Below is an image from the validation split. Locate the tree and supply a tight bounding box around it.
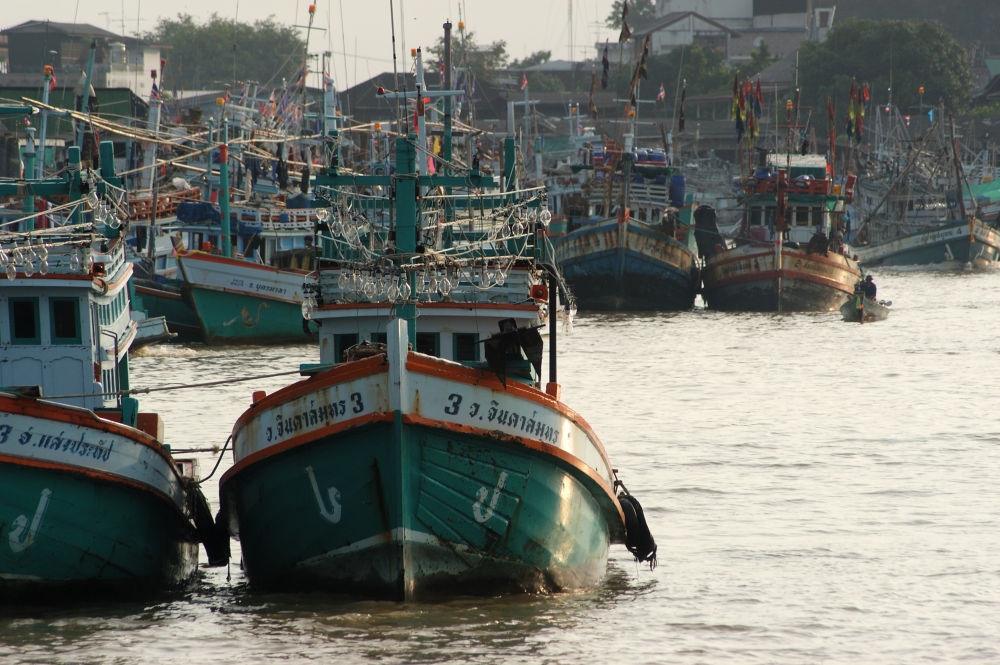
[143,14,306,91]
[605,0,657,32]
[510,51,552,70]
[427,30,509,85]
[643,45,733,98]
[798,18,973,115]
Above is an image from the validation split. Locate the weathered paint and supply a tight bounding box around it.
[131,278,203,340]
[220,325,624,600]
[702,244,861,311]
[0,398,198,596]
[553,218,698,310]
[853,219,1000,268]
[178,251,313,344]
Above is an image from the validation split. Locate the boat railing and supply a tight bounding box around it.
[128,187,201,222]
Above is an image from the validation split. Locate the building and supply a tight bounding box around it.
[0,20,166,99]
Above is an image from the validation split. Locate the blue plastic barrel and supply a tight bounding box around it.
[669,174,686,207]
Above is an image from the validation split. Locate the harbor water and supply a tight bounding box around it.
[2,268,999,664]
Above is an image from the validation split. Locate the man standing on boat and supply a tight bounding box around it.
[862,275,877,300]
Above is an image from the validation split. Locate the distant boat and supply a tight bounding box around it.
[217,51,656,598]
[551,140,699,310]
[840,279,890,323]
[840,293,890,323]
[851,118,1000,269]
[0,133,226,599]
[698,149,861,311]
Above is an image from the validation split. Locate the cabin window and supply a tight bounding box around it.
[416,332,439,357]
[50,298,82,344]
[454,333,479,362]
[749,208,763,226]
[9,298,41,344]
[795,207,811,226]
[370,332,387,344]
[334,333,359,362]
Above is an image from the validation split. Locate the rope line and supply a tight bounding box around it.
[41,368,305,401]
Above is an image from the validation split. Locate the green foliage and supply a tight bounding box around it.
[605,0,657,31]
[747,42,778,77]
[637,45,733,98]
[510,51,552,69]
[798,18,973,115]
[426,30,509,84]
[143,14,306,91]
[835,0,1000,47]
[967,101,1000,117]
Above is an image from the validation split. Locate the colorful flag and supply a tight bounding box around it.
[677,81,686,132]
[637,35,650,80]
[520,72,527,91]
[730,72,739,121]
[45,65,56,91]
[151,82,161,99]
[656,83,665,101]
[618,1,632,43]
[589,75,599,119]
[601,42,610,89]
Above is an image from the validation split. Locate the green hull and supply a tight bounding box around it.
[0,462,198,599]
[132,277,203,340]
[222,420,614,599]
[187,287,314,345]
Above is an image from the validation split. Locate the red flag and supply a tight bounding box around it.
[520,72,527,91]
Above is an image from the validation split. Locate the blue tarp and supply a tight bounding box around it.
[176,201,221,223]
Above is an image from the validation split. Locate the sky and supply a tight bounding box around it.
[3,0,622,89]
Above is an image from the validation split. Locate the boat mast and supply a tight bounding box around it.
[776,99,794,312]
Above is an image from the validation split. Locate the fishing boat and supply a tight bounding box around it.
[550,141,699,311]
[840,293,890,323]
[217,34,655,599]
[850,117,1000,268]
[697,147,861,311]
[0,131,226,599]
[173,193,321,344]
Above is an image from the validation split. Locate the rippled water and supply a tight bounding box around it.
[3,268,999,664]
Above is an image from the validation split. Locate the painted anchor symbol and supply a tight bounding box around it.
[9,488,52,553]
[305,466,341,523]
[473,471,508,523]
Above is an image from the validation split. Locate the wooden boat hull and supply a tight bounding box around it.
[853,218,1000,268]
[0,395,199,598]
[552,218,698,310]
[131,277,203,341]
[220,322,625,600]
[177,251,313,344]
[840,295,890,323]
[701,243,861,311]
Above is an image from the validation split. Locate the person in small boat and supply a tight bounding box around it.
[862,274,877,300]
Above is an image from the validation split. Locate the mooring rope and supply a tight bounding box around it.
[39,368,305,401]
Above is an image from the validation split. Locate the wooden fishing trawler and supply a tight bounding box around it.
[217,34,655,600]
[0,131,226,599]
[551,140,699,310]
[697,149,861,311]
[851,119,1000,269]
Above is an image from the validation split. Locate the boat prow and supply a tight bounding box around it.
[219,319,633,599]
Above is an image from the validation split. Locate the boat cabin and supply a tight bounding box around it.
[743,153,845,246]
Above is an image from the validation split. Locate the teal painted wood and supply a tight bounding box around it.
[131,277,203,340]
[0,461,198,596]
[222,418,615,599]
[187,285,314,344]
